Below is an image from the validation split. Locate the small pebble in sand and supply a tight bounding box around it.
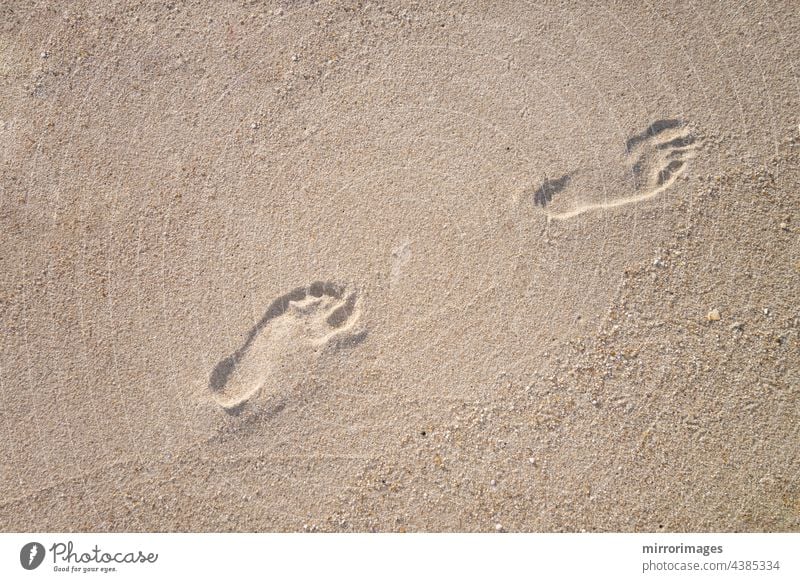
[707,308,721,322]
[40,51,48,58]
[495,523,503,532]
[490,479,497,486]
[780,222,789,231]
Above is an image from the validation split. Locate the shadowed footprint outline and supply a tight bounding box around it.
[209,281,365,412]
[532,119,701,220]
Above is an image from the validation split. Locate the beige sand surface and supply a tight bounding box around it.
[1,1,798,531]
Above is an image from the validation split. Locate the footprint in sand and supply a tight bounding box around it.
[532,119,701,220]
[209,281,365,411]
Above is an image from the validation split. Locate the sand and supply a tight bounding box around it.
[0,0,798,532]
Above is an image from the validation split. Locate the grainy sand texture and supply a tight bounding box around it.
[1,1,798,532]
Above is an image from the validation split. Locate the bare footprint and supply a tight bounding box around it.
[532,119,701,220]
[209,281,365,412]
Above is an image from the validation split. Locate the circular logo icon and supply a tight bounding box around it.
[20,542,45,570]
